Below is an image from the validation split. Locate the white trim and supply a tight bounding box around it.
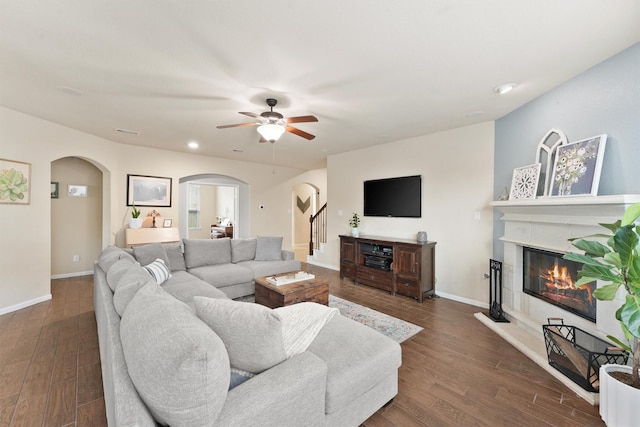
[437,291,488,309]
[305,259,338,271]
[51,271,93,280]
[0,294,52,315]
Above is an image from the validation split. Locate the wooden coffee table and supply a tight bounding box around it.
[254,271,329,309]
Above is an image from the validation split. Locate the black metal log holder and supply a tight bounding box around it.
[484,259,509,322]
[543,318,628,392]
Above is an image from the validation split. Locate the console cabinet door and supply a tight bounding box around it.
[394,244,421,279]
[340,236,357,279]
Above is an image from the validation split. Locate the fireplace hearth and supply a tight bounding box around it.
[523,246,596,322]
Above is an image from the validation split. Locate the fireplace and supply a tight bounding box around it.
[523,246,596,322]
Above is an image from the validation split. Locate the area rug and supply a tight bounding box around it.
[328,295,422,343]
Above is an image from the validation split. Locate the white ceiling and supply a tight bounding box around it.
[1,1,638,170]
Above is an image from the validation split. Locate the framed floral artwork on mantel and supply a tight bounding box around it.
[0,158,30,205]
[549,134,607,197]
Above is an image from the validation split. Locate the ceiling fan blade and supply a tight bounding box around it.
[286,115,318,124]
[239,112,260,119]
[286,126,316,140]
[216,122,258,129]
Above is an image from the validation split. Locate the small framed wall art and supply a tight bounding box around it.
[549,134,607,197]
[51,182,59,199]
[0,158,30,205]
[163,219,172,228]
[68,184,88,197]
[509,163,541,200]
[127,174,172,207]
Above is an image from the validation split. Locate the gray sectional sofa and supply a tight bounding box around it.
[94,238,402,426]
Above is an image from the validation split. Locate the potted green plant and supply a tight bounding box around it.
[349,213,360,237]
[129,204,143,229]
[564,202,640,424]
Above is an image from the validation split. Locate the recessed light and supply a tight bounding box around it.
[188,141,199,149]
[493,83,518,95]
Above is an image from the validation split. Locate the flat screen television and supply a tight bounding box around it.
[363,175,421,218]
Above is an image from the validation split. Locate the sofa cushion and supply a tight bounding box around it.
[254,236,283,261]
[183,238,232,269]
[113,264,156,316]
[236,259,302,279]
[98,245,136,272]
[162,271,229,304]
[188,263,254,288]
[193,297,287,374]
[106,258,135,292]
[120,283,230,426]
[143,258,171,285]
[306,315,402,413]
[163,241,186,271]
[231,238,257,263]
[132,243,170,267]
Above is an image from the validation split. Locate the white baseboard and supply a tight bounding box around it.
[305,259,339,271]
[51,271,93,280]
[0,294,52,316]
[436,291,488,309]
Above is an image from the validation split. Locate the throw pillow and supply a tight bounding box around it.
[183,238,232,269]
[230,238,257,263]
[98,245,136,272]
[113,264,156,316]
[120,283,230,426]
[143,258,171,285]
[106,258,135,292]
[254,236,283,261]
[162,241,186,271]
[193,297,287,374]
[275,302,339,357]
[132,242,170,267]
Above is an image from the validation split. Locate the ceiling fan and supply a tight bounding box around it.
[217,98,318,143]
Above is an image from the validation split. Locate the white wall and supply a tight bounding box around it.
[320,122,495,306]
[0,105,323,313]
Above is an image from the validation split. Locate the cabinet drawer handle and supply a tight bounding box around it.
[403,283,409,287]
[370,275,375,280]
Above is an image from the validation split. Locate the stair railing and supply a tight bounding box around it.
[309,203,327,256]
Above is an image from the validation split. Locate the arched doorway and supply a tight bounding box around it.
[51,156,108,278]
[179,174,249,239]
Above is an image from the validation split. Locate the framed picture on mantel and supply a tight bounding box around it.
[549,134,607,197]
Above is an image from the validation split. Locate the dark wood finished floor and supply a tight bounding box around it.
[0,265,604,426]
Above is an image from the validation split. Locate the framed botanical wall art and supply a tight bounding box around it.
[127,174,172,207]
[509,163,541,200]
[0,158,30,205]
[550,134,607,197]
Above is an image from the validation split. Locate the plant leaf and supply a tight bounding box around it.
[613,225,638,268]
[563,252,608,267]
[599,220,621,233]
[620,295,640,338]
[607,335,632,353]
[570,239,611,257]
[621,203,640,227]
[593,283,622,300]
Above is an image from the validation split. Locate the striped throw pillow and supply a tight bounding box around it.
[143,258,171,285]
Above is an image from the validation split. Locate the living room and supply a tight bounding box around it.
[1,2,639,426]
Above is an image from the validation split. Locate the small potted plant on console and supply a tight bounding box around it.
[129,204,143,229]
[564,202,640,425]
[349,213,360,237]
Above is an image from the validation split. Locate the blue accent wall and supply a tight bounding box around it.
[493,42,640,260]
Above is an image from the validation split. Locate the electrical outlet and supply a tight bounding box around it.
[72,255,80,262]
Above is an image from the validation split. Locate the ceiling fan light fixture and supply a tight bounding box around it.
[257,123,286,142]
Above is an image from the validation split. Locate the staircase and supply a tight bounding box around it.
[308,203,327,259]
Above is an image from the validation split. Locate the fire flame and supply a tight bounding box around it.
[540,261,594,305]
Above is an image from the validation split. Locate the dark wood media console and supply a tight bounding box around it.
[339,234,436,303]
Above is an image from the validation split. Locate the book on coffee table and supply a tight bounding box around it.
[266,271,315,286]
